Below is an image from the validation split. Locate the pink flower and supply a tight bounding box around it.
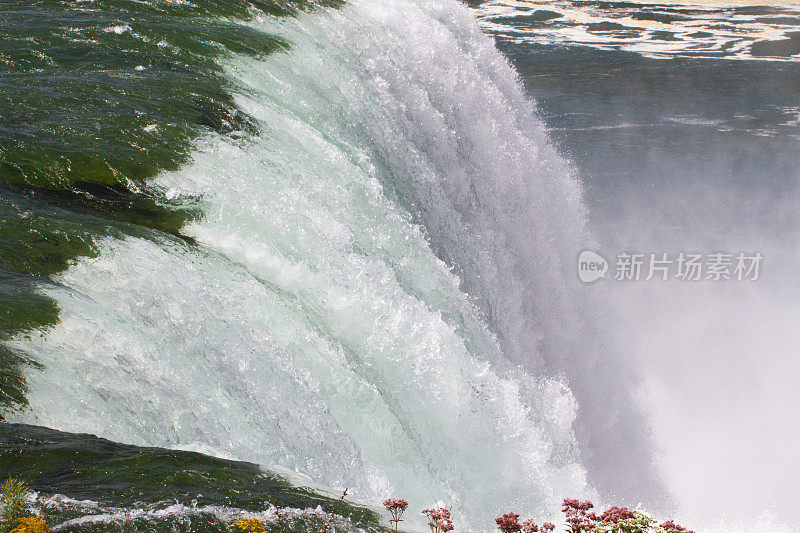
[541,523,555,532]
[599,506,635,523]
[562,499,594,513]
[562,498,597,533]
[521,519,539,533]
[383,499,409,512]
[422,507,451,522]
[661,520,693,532]
[423,505,454,533]
[495,513,522,533]
[384,498,409,532]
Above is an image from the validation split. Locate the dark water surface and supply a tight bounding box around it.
[497,38,800,251]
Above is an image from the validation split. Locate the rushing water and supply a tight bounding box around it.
[478,1,800,530]
[2,0,603,528]
[1,423,383,533]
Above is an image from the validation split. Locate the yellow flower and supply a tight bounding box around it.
[10,516,50,533]
[233,518,266,533]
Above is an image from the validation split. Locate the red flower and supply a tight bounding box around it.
[383,499,409,512]
[661,520,694,532]
[495,513,522,533]
[562,498,596,533]
[423,506,454,533]
[439,518,455,532]
[384,498,409,532]
[562,499,594,513]
[600,506,636,523]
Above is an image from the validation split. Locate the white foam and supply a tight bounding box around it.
[6,1,603,526]
[30,492,359,533]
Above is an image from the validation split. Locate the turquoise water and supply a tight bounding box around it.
[1,0,598,529]
[0,0,311,413]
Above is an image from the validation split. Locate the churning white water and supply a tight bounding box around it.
[5,0,665,528]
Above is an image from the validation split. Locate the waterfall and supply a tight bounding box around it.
[5,0,662,526]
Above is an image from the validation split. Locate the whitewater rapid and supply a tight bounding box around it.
[5,0,658,527]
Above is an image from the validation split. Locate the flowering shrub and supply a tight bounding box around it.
[593,511,655,533]
[496,512,522,533]
[386,496,691,533]
[599,508,636,523]
[563,499,594,513]
[234,518,266,533]
[660,520,693,533]
[9,517,49,533]
[422,505,454,533]
[383,498,408,532]
[497,511,557,533]
[562,499,597,532]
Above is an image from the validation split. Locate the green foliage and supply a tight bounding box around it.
[592,511,657,533]
[0,0,340,416]
[0,424,382,532]
[0,477,29,533]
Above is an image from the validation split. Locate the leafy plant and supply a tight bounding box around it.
[593,511,655,533]
[0,477,29,533]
